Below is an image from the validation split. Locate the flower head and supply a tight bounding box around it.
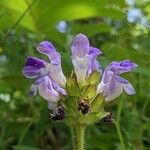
[71,33,102,83]
[22,41,67,110]
[22,33,137,126]
[97,60,137,101]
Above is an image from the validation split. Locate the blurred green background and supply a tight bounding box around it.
[0,0,150,150]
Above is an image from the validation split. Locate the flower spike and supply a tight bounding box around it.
[22,34,137,149]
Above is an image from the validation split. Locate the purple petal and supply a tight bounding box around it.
[97,70,114,94]
[52,81,67,95]
[108,60,137,74]
[25,56,46,69]
[37,41,56,54]
[123,82,136,95]
[37,41,61,65]
[97,60,137,101]
[103,78,123,101]
[71,33,90,58]
[38,76,59,102]
[120,60,137,68]
[87,59,101,75]
[22,57,47,78]
[97,69,123,101]
[89,47,102,59]
[22,66,41,78]
[34,76,45,84]
[102,70,114,84]
[115,76,129,84]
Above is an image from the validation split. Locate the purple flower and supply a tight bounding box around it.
[22,34,137,111]
[22,41,67,110]
[71,33,102,83]
[97,60,137,101]
[37,41,66,87]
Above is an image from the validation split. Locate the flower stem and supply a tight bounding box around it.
[75,124,85,150]
[114,120,126,150]
[71,127,76,150]
[114,98,126,150]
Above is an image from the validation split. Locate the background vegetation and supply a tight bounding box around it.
[0,0,150,149]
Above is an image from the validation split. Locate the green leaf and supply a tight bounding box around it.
[86,71,101,85]
[90,94,104,112]
[82,85,97,100]
[63,115,76,127]
[85,111,109,125]
[63,96,78,116]
[66,73,79,96]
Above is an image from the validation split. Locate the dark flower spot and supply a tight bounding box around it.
[78,100,90,115]
[103,112,113,123]
[51,106,65,121]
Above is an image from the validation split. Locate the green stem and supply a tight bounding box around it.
[114,121,125,150]
[114,98,126,150]
[75,125,85,150]
[71,127,76,150]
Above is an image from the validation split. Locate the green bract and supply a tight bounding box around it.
[60,71,109,127]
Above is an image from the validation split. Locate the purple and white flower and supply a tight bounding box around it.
[37,41,66,87]
[71,33,102,83]
[22,41,67,110]
[22,33,137,111]
[97,60,137,101]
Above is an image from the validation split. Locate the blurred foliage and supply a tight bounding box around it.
[0,0,150,150]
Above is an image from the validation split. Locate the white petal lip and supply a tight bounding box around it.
[97,81,105,93]
[72,55,89,83]
[49,63,66,87]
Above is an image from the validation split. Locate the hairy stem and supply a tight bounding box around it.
[71,127,77,150]
[75,125,85,150]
